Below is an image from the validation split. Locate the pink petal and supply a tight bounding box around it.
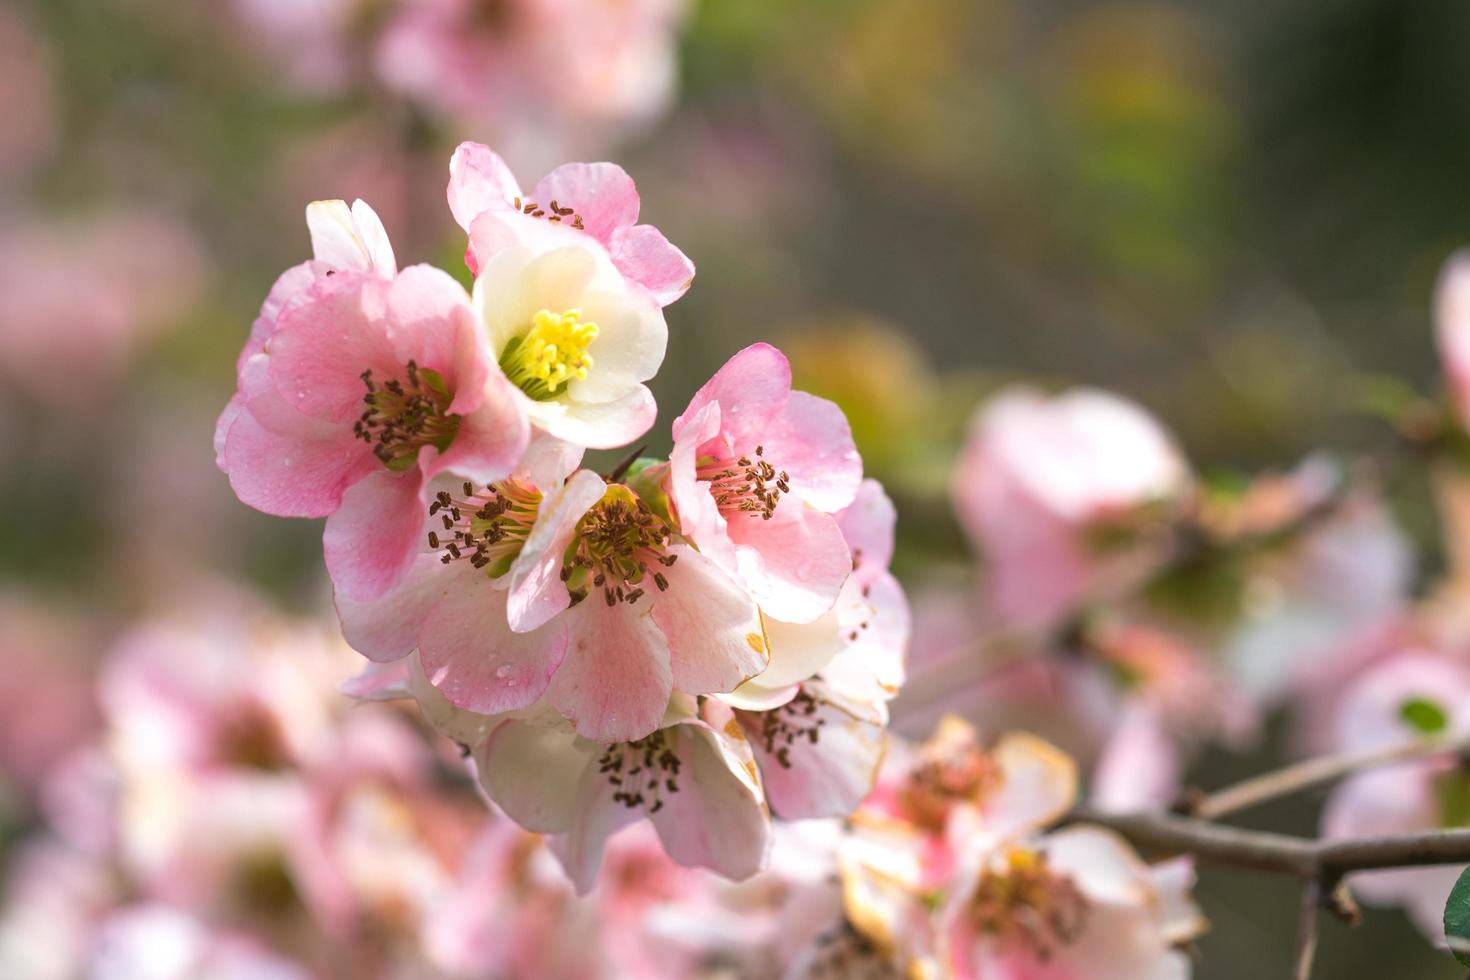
[836,479,896,588]
[323,468,428,602]
[546,601,672,742]
[654,545,768,695]
[422,370,529,486]
[728,503,852,624]
[338,660,411,701]
[763,390,863,513]
[667,400,737,569]
[744,684,885,819]
[269,266,476,424]
[418,576,566,715]
[475,720,587,834]
[548,760,642,895]
[982,733,1079,840]
[219,358,376,518]
[610,223,695,306]
[506,470,607,633]
[334,553,455,663]
[672,342,790,447]
[649,717,770,880]
[240,260,319,370]
[531,162,640,245]
[447,142,522,233]
[267,272,398,422]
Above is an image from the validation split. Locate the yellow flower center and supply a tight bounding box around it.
[500,307,599,400]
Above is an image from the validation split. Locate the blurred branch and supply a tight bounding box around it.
[1072,805,1470,890]
[1182,731,1470,820]
[1293,881,1321,980]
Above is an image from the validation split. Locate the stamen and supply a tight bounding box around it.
[498,309,599,400]
[968,849,1089,959]
[900,738,1004,834]
[598,729,682,813]
[353,361,460,471]
[756,688,825,768]
[562,486,677,608]
[425,478,543,575]
[695,443,790,521]
[514,197,585,231]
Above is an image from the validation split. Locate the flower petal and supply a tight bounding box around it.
[671,342,790,447]
[837,479,896,588]
[323,468,428,602]
[764,390,863,513]
[447,142,522,234]
[522,384,657,449]
[531,162,640,244]
[728,503,851,624]
[306,198,395,277]
[650,715,770,880]
[745,684,885,820]
[548,759,642,895]
[546,601,672,742]
[334,552,456,662]
[419,576,567,715]
[653,545,768,695]
[475,719,588,834]
[506,470,607,633]
[610,223,694,306]
[422,369,529,487]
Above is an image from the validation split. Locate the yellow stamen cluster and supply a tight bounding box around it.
[500,308,599,400]
[969,848,1088,960]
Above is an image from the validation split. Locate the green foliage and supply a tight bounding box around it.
[1442,865,1470,967]
[1401,697,1451,736]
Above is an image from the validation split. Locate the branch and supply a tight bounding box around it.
[1184,732,1470,820]
[1293,882,1321,980]
[1072,806,1470,884]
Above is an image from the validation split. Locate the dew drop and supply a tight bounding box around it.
[494,665,510,679]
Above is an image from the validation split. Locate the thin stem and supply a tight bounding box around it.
[1293,882,1321,980]
[1071,807,1470,880]
[1188,732,1470,820]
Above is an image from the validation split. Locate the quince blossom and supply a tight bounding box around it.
[337,467,767,742]
[953,387,1191,630]
[217,243,528,600]
[668,342,863,624]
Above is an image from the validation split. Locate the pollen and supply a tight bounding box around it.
[499,308,599,400]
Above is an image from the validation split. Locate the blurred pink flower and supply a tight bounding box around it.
[0,212,209,409]
[379,1,686,167]
[88,905,313,980]
[0,595,101,797]
[0,7,56,179]
[1321,649,1470,939]
[953,387,1191,631]
[229,0,368,96]
[1436,249,1470,429]
[668,342,862,625]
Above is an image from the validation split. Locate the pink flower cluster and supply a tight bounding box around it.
[216,143,908,887]
[0,600,870,979]
[816,718,1205,978]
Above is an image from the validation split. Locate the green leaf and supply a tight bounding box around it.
[1401,697,1450,736]
[1443,865,1470,966]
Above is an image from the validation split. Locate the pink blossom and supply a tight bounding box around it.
[217,257,528,601]
[338,470,768,743]
[478,697,771,892]
[953,387,1191,630]
[1320,650,1470,939]
[942,828,1203,980]
[230,0,366,96]
[89,905,312,980]
[0,212,209,409]
[381,3,686,169]
[448,140,694,306]
[668,342,863,624]
[1437,250,1470,429]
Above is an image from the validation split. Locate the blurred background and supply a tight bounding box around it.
[4,0,1470,975]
